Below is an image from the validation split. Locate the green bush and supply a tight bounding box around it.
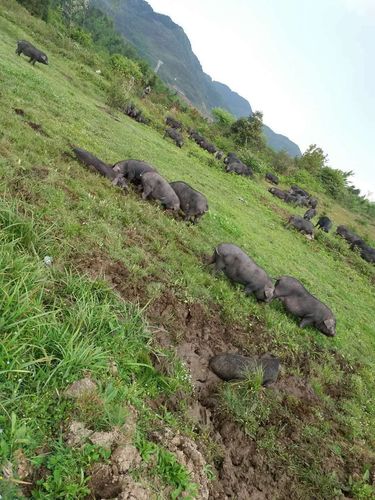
[17,0,50,21]
[107,78,137,109]
[109,54,143,81]
[271,149,296,174]
[238,148,267,174]
[69,26,93,48]
[212,107,235,127]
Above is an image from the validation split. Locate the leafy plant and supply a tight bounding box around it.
[220,368,274,438]
[109,54,143,81]
[137,438,198,499]
[33,441,110,499]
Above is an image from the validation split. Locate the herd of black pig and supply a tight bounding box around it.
[15,39,375,385]
[72,145,337,340]
[268,182,375,263]
[71,144,336,385]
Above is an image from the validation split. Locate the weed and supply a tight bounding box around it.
[32,440,110,499]
[220,368,274,438]
[137,437,198,499]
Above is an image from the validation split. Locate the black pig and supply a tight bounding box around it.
[209,353,280,386]
[169,181,208,223]
[16,40,48,66]
[272,276,336,337]
[141,172,180,210]
[209,243,274,302]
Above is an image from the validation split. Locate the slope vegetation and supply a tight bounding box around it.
[0,2,375,498]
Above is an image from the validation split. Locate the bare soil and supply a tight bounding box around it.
[72,249,371,499]
[26,121,50,137]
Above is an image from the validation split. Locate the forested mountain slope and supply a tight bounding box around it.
[92,0,302,157]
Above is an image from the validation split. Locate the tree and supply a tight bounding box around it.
[272,149,295,174]
[79,7,139,59]
[297,144,328,173]
[109,54,143,81]
[53,0,89,25]
[18,0,50,21]
[212,107,235,127]
[318,167,349,199]
[230,111,265,150]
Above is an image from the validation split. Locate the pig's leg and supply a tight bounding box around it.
[299,316,315,328]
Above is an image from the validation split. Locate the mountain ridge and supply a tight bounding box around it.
[92,0,301,157]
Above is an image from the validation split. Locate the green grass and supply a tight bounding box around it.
[0,1,375,498]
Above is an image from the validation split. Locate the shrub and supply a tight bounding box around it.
[212,107,235,127]
[69,26,93,47]
[271,149,296,174]
[107,77,137,109]
[238,148,267,174]
[17,0,50,21]
[109,54,143,82]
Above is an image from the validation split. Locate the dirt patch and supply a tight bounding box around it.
[74,251,261,347]
[259,194,291,219]
[71,250,298,497]
[88,463,123,499]
[74,252,146,303]
[88,465,150,500]
[207,416,281,499]
[274,375,317,402]
[14,108,25,116]
[60,150,76,161]
[8,177,39,204]
[26,121,50,137]
[56,181,80,201]
[30,166,49,179]
[62,73,73,83]
[151,428,210,499]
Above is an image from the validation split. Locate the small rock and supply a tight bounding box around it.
[108,360,118,376]
[209,353,280,385]
[1,460,13,479]
[43,256,53,267]
[64,378,97,399]
[119,406,138,444]
[186,401,212,427]
[111,445,141,474]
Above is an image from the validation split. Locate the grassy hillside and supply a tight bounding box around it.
[1,2,375,498]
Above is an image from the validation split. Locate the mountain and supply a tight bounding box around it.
[209,79,253,118]
[262,125,302,158]
[92,0,301,157]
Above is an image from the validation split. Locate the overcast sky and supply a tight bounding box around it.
[147,0,375,200]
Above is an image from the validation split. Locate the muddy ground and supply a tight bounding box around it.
[73,251,372,499]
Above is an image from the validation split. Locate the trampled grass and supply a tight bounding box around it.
[0,1,375,498]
